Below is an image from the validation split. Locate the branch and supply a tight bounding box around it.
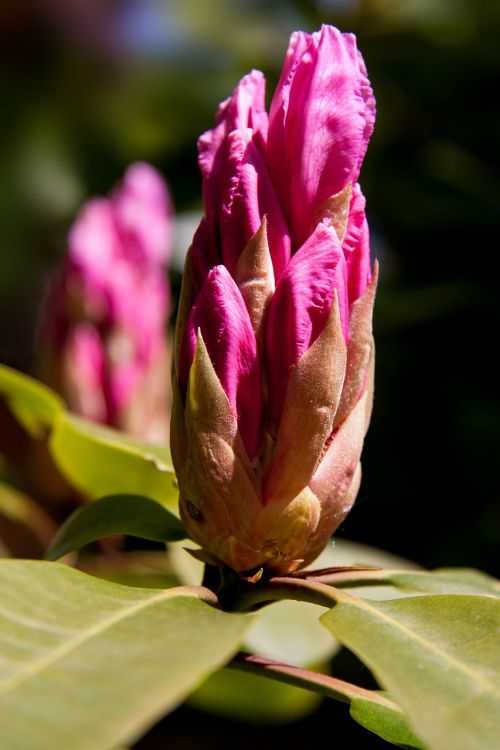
[228,652,401,712]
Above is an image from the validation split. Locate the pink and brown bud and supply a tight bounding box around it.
[41,163,173,444]
[172,25,377,574]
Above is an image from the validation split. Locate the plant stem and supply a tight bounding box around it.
[231,575,343,611]
[228,652,401,712]
[293,567,416,587]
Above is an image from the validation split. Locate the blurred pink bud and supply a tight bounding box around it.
[41,163,173,443]
[172,26,377,574]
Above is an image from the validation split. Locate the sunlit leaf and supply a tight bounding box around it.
[0,561,252,750]
[322,591,500,750]
[46,494,187,561]
[49,413,178,508]
[0,365,64,437]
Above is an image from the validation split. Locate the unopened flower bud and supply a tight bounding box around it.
[172,26,377,574]
[41,163,173,443]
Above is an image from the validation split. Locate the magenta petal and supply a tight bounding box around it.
[266,30,311,207]
[179,266,262,458]
[198,70,268,218]
[65,324,107,423]
[189,216,221,291]
[343,184,372,305]
[112,162,173,266]
[220,129,291,279]
[268,25,375,247]
[69,197,117,277]
[266,223,348,430]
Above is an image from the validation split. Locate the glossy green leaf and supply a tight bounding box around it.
[49,413,178,508]
[0,561,252,750]
[322,592,500,750]
[46,494,187,561]
[0,365,64,437]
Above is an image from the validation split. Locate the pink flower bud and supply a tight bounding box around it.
[268,26,375,249]
[172,25,377,574]
[41,163,173,443]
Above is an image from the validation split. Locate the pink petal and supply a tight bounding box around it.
[189,216,221,291]
[198,70,268,218]
[64,324,107,423]
[178,266,262,458]
[268,25,375,248]
[266,223,348,430]
[69,197,117,278]
[265,30,310,204]
[112,162,173,266]
[343,184,372,305]
[220,129,291,279]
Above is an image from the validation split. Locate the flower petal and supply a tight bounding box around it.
[63,324,107,423]
[112,162,173,266]
[198,70,268,218]
[178,265,262,458]
[69,198,118,284]
[268,25,375,247]
[220,129,291,279]
[343,183,372,305]
[265,222,348,432]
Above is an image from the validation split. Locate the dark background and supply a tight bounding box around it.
[1,1,499,746]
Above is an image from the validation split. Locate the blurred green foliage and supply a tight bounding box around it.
[1,0,499,646]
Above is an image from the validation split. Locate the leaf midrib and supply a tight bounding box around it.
[326,592,500,697]
[0,582,207,697]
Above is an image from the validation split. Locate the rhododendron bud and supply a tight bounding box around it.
[41,163,173,443]
[172,25,377,574]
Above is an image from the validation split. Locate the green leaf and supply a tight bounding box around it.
[49,413,178,508]
[384,569,500,598]
[310,538,424,601]
[245,599,338,666]
[189,666,322,724]
[322,592,500,750]
[349,694,424,749]
[306,565,500,600]
[307,542,498,599]
[0,365,64,437]
[316,537,420,572]
[0,483,56,557]
[0,561,252,750]
[46,494,187,561]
